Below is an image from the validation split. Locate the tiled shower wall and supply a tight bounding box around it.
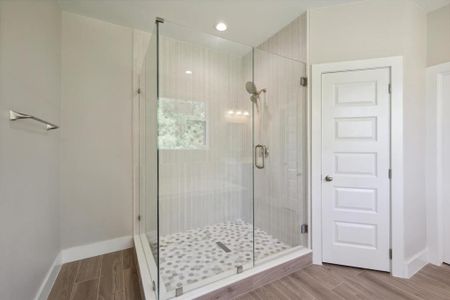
[158,36,253,236]
[254,14,308,248]
[153,14,308,246]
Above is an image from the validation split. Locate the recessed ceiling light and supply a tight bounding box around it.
[215,22,227,32]
[227,110,234,115]
[185,70,192,74]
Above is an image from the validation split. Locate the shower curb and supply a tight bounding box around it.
[194,252,312,300]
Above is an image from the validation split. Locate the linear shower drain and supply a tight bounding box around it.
[216,241,232,253]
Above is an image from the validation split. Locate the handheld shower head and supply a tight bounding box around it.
[245,81,258,95]
[245,81,266,104]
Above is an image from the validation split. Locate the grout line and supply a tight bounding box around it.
[121,249,126,294]
[69,261,82,300]
[96,255,103,300]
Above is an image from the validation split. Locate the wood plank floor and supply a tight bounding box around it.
[48,249,450,300]
[48,248,141,300]
[237,263,450,300]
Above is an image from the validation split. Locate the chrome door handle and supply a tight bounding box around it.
[325,175,333,182]
[255,144,265,169]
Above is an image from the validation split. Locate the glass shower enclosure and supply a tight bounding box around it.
[138,18,308,299]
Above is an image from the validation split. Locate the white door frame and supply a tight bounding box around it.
[426,61,450,266]
[311,56,404,277]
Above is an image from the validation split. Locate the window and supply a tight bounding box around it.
[158,98,207,150]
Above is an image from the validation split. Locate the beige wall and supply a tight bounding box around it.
[309,0,407,64]
[258,13,307,63]
[60,12,133,248]
[0,1,61,299]
[309,0,427,260]
[427,4,450,66]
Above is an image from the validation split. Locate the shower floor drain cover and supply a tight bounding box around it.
[216,241,231,253]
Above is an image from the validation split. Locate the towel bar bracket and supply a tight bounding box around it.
[9,110,59,131]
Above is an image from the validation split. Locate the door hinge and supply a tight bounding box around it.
[300,224,308,234]
[300,77,308,87]
[389,248,393,259]
[236,265,244,274]
[137,215,141,221]
[388,169,392,179]
[137,88,141,95]
[175,287,183,297]
[152,280,156,291]
[388,84,392,94]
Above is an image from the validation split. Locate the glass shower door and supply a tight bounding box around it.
[138,25,159,297]
[156,20,254,299]
[139,19,309,300]
[252,48,308,263]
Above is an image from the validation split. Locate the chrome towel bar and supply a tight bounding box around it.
[9,110,59,131]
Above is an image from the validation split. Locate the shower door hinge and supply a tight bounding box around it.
[137,215,141,222]
[388,83,392,94]
[389,248,393,259]
[175,287,183,297]
[300,224,308,234]
[388,169,392,179]
[300,77,308,87]
[236,265,243,274]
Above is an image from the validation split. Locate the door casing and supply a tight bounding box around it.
[311,57,405,277]
[426,61,450,266]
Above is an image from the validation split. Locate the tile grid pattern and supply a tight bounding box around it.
[158,220,291,292]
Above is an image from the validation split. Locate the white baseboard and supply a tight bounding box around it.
[61,235,133,264]
[35,252,62,300]
[404,248,428,278]
[35,236,134,300]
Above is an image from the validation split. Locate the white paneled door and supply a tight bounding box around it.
[321,68,391,271]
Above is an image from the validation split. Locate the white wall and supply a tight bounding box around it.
[0,1,61,299]
[427,4,450,66]
[60,12,133,248]
[309,0,427,264]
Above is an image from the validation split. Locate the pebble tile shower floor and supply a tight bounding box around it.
[157,220,291,292]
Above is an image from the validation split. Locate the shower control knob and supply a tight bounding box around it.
[325,175,333,182]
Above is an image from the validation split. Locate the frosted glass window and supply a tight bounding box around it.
[158,98,207,150]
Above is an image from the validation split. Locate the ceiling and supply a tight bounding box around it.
[59,0,450,46]
[58,0,361,46]
[413,0,450,11]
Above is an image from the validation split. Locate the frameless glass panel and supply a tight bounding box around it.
[253,48,308,263]
[157,20,254,299]
[139,26,159,296]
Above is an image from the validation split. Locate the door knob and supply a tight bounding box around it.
[325,175,333,182]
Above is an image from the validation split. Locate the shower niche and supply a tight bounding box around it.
[136,17,309,299]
